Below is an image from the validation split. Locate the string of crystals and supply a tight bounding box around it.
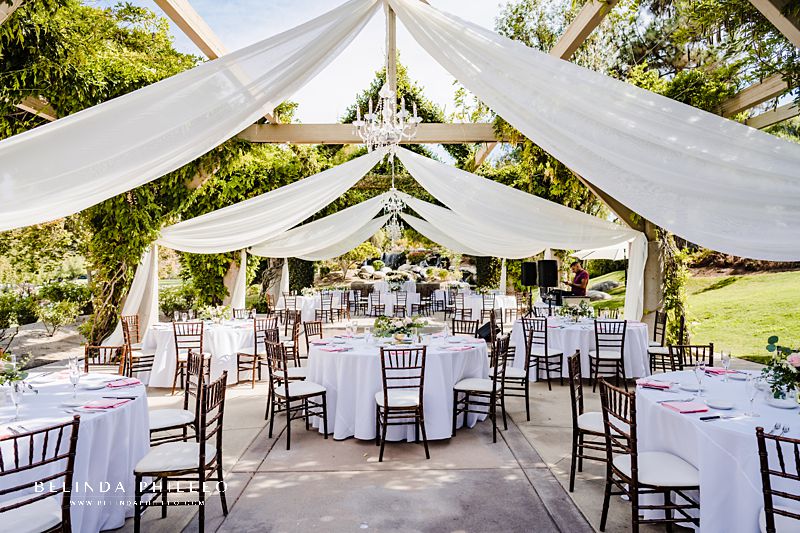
[352,83,422,152]
[383,156,405,246]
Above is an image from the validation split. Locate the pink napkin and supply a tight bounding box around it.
[447,346,472,352]
[705,367,737,376]
[636,379,671,390]
[310,340,330,345]
[662,401,708,414]
[319,346,347,352]
[106,377,141,388]
[83,398,131,410]
[467,339,485,344]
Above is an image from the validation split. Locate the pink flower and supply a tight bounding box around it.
[788,353,800,368]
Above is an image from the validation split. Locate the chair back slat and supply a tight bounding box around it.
[173,321,204,356]
[84,344,124,374]
[121,315,141,343]
[451,318,479,337]
[674,343,714,368]
[567,352,584,426]
[652,310,667,346]
[595,320,627,353]
[756,427,800,532]
[599,379,635,458]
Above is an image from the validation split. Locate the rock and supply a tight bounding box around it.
[397,264,413,271]
[380,267,392,274]
[590,280,620,292]
[411,266,423,274]
[373,271,386,279]
[360,265,375,275]
[357,271,372,280]
[587,290,611,301]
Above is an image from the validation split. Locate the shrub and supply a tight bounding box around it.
[39,281,92,314]
[36,300,80,337]
[372,260,385,271]
[159,283,197,318]
[288,258,315,292]
[0,292,38,328]
[407,251,427,265]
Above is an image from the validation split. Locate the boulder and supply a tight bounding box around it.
[397,264,413,272]
[587,290,611,301]
[360,265,375,275]
[380,267,392,274]
[590,280,620,292]
[373,270,386,280]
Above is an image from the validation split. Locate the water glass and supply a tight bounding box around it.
[721,352,731,382]
[9,383,21,421]
[173,310,180,322]
[744,374,761,417]
[181,312,188,322]
[188,309,195,320]
[69,357,81,399]
[694,362,706,396]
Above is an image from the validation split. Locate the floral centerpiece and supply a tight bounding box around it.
[301,287,316,297]
[558,300,595,321]
[373,316,428,340]
[198,305,232,324]
[762,336,800,400]
[0,351,29,386]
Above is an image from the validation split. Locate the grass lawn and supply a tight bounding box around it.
[589,269,800,360]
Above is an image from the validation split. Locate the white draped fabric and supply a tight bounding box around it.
[389,0,800,261]
[249,193,389,260]
[106,245,159,345]
[573,243,629,261]
[0,0,380,231]
[400,213,483,256]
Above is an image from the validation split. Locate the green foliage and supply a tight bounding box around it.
[475,256,501,289]
[288,258,315,292]
[159,282,197,317]
[0,291,37,329]
[372,260,385,271]
[35,300,79,337]
[0,219,87,284]
[180,253,234,307]
[335,241,380,280]
[406,251,427,265]
[39,281,92,314]
[661,233,691,344]
[586,259,628,279]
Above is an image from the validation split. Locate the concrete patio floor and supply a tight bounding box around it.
[111,320,763,533]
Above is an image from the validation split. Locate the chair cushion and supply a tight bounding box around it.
[454,378,498,393]
[648,340,662,348]
[613,451,699,487]
[135,441,216,474]
[759,506,799,533]
[286,366,307,380]
[149,408,195,431]
[528,346,562,357]
[589,349,622,360]
[648,346,670,356]
[131,349,156,359]
[274,380,325,398]
[493,366,526,379]
[0,494,62,532]
[374,389,421,408]
[577,411,604,434]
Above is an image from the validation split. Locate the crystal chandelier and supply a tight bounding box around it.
[353,83,422,152]
[383,190,405,246]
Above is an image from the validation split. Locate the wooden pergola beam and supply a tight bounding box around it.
[153,0,226,59]
[15,96,57,121]
[550,0,620,59]
[748,0,800,47]
[238,123,502,144]
[720,74,789,117]
[0,0,24,25]
[745,102,799,129]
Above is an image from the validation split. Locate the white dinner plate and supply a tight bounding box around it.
[765,397,798,410]
[679,383,705,393]
[704,398,734,410]
[728,372,748,381]
[79,383,106,391]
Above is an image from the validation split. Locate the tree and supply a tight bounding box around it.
[335,242,380,280]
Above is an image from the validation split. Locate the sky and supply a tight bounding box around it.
[93,0,507,124]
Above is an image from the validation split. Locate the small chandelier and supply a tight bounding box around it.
[383,188,405,246]
[353,83,422,152]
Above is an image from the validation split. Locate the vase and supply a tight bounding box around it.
[394,333,405,343]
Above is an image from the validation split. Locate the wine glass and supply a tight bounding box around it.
[744,374,761,417]
[173,310,180,322]
[68,357,81,399]
[721,352,731,382]
[694,362,706,397]
[188,309,195,320]
[181,312,188,322]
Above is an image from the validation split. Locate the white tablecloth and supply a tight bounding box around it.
[276,295,317,322]
[367,291,421,316]
[510,317,650,379]
[463,294,517,322]
[306,336,489,441]
[637,370,800,532]
[141,321,254,387]
[0,373,149,532]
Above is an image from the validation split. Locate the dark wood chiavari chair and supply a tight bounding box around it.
[135,372,229,533]
[443,287,459,319]
[121,314,144,349]
[521,316,564,391]
[411,286,434,316]
[172,320,205,395]
[0,416,81,532]
[83,344,125,375]
[304,321,323,353]
[315,292,334,323]
[598,379,699,532]
[393,290,408,317]
[264,340,328,450]
[232,308,251,319]
[670,343,714,371]
[453,334,509,443]
[375,346,429,462]
[650,310,667,348]
[354,287,370,316]
[756,426,800,533]
[282,318,305,375]
[281,294,300,335]
[589,320,627,392]
[369,291,385,317]
[567,352,607,492]
[480,293,496,323]
[122,320,155,378]
[649,314,686,373]
[531,306,549,318]
[335,291,350,321]
[451,318,479,337]
[597,308,620,319]
[236,316,279,388]
[506,291,526,324]
[150,350,205,445]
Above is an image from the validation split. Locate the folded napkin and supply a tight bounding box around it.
[636,379,671,390]
[106,377,141,388]
[83,398,131,410]
[704,367,737,375]
[310,340,331,345]
[447,346,472,352]
[319,346,348,352]
[662,401,708,414]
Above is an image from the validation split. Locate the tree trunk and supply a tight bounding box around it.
[222,258,239,306]
[259,258,284,305]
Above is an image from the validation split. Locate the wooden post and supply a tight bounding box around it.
[386,5,397,94]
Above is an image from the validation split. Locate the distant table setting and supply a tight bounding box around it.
[509,316,650,379]
[306,333,489,441]
[636,369,800,531]
[0,371,148,532]
[140,320,254,387]
[462,294,517,321]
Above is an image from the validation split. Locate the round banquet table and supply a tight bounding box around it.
[637,370,800,532]
[141,321,254,387]
[510,317,650,379]
[276,295,317,323]
[0,372,148,532]
[367,291,421,316]
[463,294,517,321]
[306,336,489,441]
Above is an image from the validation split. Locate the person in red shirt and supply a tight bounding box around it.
[563,260,589,296]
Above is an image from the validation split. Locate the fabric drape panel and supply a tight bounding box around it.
[231,250,248,310]
[573,243,629,261]
[388,0,800,261]
[0,0,379,231]
[296,216,388,261]
[104,245,159,345]
[157,148,387,253]
[249,193,389,259]
[625,235,647,322]
[399,214,483,256]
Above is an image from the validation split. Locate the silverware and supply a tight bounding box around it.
[657,397,693,404]
[7,426,20,436]
[781,425,790,436]
[102,396,135,400]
